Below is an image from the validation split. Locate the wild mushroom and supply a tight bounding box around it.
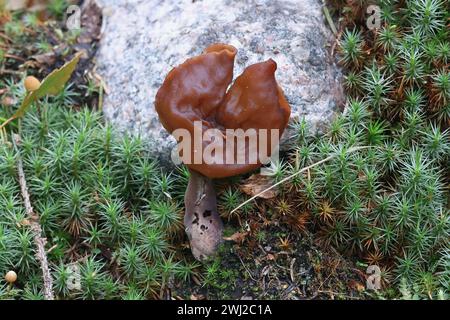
[155,44,290,260]
[5,270,17,284]
[24,76,41,92]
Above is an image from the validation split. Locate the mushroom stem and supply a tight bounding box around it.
[184,169,223,261]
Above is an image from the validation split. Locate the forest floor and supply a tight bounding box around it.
[5,1,450,300]
[173,223,369,300]
[0,1,408,300]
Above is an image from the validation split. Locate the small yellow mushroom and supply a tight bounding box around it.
[5,270,17,284]
[24,76,41,92]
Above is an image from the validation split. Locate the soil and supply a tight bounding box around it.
[172,220,369,300]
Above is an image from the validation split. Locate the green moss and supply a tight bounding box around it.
[0,103,193,299]
[314,0,450,299]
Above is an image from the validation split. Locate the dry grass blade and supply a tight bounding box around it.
[230,146,371,214]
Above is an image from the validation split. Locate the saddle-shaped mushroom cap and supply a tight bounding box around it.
[155,43,290,178]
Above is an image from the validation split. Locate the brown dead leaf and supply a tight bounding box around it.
[31,52,57,66]
[78,0,103,44]
[223,231,248,244]
[18,218,30,227]
[240,174,277,199]
[0,8,11,24]
[25,44,69,70]
[5,0,47,15]
[5,0,27,11]
[348,279,365,292]
[192,275,202,286]
[266,253,277,261]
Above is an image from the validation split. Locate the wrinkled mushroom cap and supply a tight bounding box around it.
[155,44,290,178]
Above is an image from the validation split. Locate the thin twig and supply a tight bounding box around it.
[0,116,16,130]
[4,54,26,62]
[0,32,13,42]
[0,69,24,76]
[231,146,371,214]
[289,258,296,283]
[323,6,337,35]
[237,254,257,282]
[12,134,55,300]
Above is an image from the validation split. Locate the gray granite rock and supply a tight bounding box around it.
[96,0,343,165]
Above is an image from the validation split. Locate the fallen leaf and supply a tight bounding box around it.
[78,0,103,44]
[4,0,47,14]
[31,52,57,66]
[240,174,278,199]
[17,218,30,227]
[266,253,277,261]
[0,9,11,24]
[36,51,82,97]
[192,275,202,286]
[5,0,27,11]
[1,52,82,129]
[223,231,248,243]
[348,279,365,292]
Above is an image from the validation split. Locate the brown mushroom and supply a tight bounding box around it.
[5,270,17,284]
[155,44,290,260]
[24,76,41,92]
